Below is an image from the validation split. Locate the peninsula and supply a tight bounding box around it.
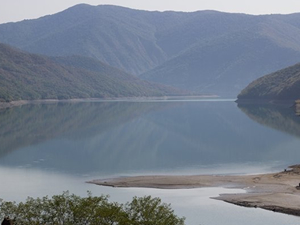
[88,165,300,217]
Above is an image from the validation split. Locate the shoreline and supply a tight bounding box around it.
[0,95,220,110]
[88,165,300,217]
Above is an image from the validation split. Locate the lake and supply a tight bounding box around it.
[0,99,300,225]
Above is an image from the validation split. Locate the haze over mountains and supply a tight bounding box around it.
[1,4,300,97]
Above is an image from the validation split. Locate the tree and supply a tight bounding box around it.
[0,192,185,225]
[125,196,185,225]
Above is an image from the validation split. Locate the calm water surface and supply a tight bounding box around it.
[0,100,300,225]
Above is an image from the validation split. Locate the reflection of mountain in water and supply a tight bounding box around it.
[238,103,300,138]
[295,101,300,116]
[1,101,300,176]
[0,102,171,157]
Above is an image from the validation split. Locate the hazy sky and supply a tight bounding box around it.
[1,0,300,24]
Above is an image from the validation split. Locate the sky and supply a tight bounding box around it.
[1,0,300,24]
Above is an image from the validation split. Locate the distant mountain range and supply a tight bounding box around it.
[0,43,183,102]
[1,4,300,96]
[237,62,300,103]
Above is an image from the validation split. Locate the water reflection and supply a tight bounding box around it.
[0,102,174,157]
[238,103,300,139]
[295,101,300,116]
[1,101,300,225]
[0,101,300,177]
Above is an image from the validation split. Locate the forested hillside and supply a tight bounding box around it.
[237,62,300,102]
[1,5,300,96]
[0,43,183,102]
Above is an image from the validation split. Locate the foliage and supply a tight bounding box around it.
[0,44,184,102]
[238,62,300,101]
[125,196,184,225]
[0,192,185,225]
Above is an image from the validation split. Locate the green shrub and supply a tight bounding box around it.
[0,191,185,225]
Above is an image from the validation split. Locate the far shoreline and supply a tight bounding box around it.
[0,95,222,110]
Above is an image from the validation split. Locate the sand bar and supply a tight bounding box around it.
[88,165,300,216]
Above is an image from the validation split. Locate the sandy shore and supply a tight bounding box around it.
[88,165,300,216]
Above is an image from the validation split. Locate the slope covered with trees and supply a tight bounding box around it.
[1,5,300,96]
[0,43,183,102]
[237,62,300,102]
[0,192,185,225]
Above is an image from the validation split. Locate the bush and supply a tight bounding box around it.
[0,191,185,225]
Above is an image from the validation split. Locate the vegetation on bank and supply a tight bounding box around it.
[0,192,185,225]
[0,43,184,102]
[237,62,300,102]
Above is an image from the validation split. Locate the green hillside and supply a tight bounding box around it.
[2,5,300,96]
[0,44,183,102]
[237,62,300,102]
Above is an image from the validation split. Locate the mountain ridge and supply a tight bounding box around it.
[2,5,300,96]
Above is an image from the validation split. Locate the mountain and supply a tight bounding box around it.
[0,43,183,102]
[0,4,175,75]
[141,13,300,96]
[237,62,300,102]
[2,5,300,96]
[142,28,300,96]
